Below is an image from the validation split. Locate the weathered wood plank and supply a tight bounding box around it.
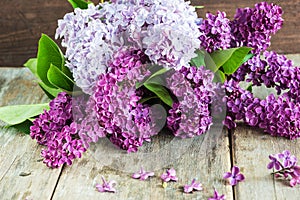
[232,125,300,200]
[0,68,62,200]
[0,0,299,66]
[52,127,233,199]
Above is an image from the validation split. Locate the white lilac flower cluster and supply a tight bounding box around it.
[56,0,201,94]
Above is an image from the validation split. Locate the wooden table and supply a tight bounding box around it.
[1,55,300,200]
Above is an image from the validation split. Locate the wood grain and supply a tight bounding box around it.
[231,125,300,200]
[52,127,233,200]
[0,68,62,200]
[0,0,299,67]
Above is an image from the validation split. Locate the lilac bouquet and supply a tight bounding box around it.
[0,0,295,170]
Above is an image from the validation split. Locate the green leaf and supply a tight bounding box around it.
[144,83,173,107]
[242,53,254,65]
[47,64,75,92]
[204,53,218,72]
[0,103,49,125]
[148,68,168,81]
[61,65,74,80]
[138,96,159,104]
[37,34,65,88]
[213,70,226,83]
[38,82,62,99]
[210,47,252,74]
[246,84,253,92]
[24,58,39,78]
[222,47,252,75]
[190,50,206,67]
[9,120,33,135]
[68,0,89,9]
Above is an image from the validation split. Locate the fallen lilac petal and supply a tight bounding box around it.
[183,179,202,193]
[223,166,245,186]
[161,168,178,182]
[132,167,154,181]
[96,176,117,193]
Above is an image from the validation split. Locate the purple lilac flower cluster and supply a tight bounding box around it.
[199,11,231,53]
[199,3,294,139]
[222,44,300,139]
[30,92,86,168]
[55,4,115,94]
[200,3,300,140]
[224,78,300,139]
[56,0,202,93]
[231,51,296,94]
[91,48,160,152]
[231,2,283,54]
[268,150,300,187]
[199,2,283,54]
[166,66,217,138]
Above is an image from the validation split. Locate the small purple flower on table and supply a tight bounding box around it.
[96,176,117,193]
[183,179,203,193]
[223,166,245,186]
[132,167,155,181]
[161,168,178,182]
[268,150,300,187]
[208,189,226,200]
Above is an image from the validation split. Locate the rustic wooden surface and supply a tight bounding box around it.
[0,0,299,67]
[232,124,300,200]
[52,128,232,200]
[1,54,300,199]
[0,68,62,200]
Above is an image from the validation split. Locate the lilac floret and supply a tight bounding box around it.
[161,168,178,182]
[223,166,245,186]
[96,176,117,193]
[132,167,155,181]
[183,179,203,193]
